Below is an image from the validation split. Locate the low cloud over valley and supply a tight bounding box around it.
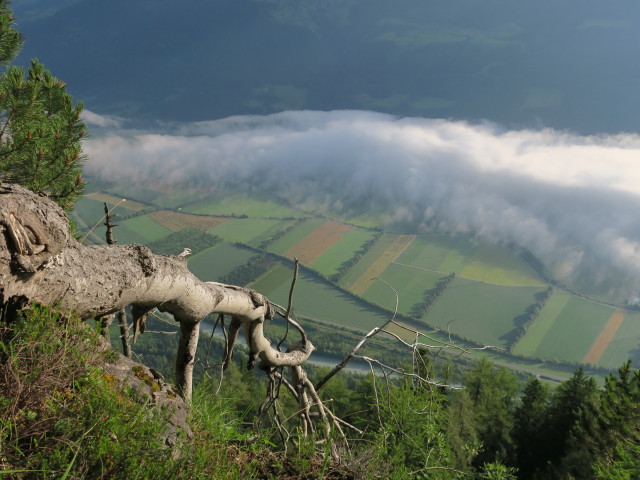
[84,110,640,295]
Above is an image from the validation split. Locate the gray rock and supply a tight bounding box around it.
[101,351,193,459]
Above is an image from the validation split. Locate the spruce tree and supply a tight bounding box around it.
[545,367,599,479]
[463,358,519,467]
[512,377,549,479]
[0,1,87,210]
[593,361,640,479]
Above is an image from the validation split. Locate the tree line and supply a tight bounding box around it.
[506,286,554,352]
[409,272,456,319]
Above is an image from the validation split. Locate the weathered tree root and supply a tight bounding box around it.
[0,183,313,401]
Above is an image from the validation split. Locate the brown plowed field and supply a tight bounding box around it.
[583,310,625,365]
[85,192,148,211]
[148,210,229,232]
[350,235,414,296]
[284,221,352,264]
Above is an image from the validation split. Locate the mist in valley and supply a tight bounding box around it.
[83,110,640,300]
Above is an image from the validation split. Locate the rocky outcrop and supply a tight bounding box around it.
[101,351,193,459]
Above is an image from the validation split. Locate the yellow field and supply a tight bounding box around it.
[284,221,352,264]
[583,310,626,364]
[350,235,414,296]
[148,210,229,232]
[84,192,148,211]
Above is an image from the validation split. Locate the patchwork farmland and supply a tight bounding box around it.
[75,185,640,375]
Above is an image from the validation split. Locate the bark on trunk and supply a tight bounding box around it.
[0,183,313,401]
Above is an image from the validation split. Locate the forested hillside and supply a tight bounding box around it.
[14,0,640,133]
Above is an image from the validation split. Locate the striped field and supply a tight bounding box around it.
[283,221,352,264]
[347,235,414,295]
[583,310,626,365]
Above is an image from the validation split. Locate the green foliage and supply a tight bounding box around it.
[592,361,640,479]
[0,2,21,66]
[512,378,549,479]
[8,305,640,479]
[370,381,457,479]
[479,462,518,480]
[0,2,87,210]
[463,358,519,467]
[0,306,179,479]
[541,367,600,479]
[447,389,481,470]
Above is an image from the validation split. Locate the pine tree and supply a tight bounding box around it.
[593,361,640,479]
[462,358,520,467]
[544,367,599,479]
[512,377,549,479]
[0,1,87,210]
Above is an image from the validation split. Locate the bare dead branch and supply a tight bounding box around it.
[277,258,299,351]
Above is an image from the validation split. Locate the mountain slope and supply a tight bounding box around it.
[13,0,640,133]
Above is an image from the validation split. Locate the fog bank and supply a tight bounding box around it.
[84,110,640,294]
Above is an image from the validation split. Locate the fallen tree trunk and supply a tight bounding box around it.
[0,183,313,401]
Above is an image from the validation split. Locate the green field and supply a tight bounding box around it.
[188,242,258,282]
[208,218,295,246]
[320,205,390,229]
[119,216,173,243]
[267,218,326,254]
[512,293,572,356]
[250,264,389,330]
[150,190,206,208]
[424,277,545,347]
[184,193,308,219]
[531,297,613,363]
[339,234,399,288]
[310,229,378,276]
[88,181,166,205]
[460,244,544,286]
[362,263,444,315]
[599,312,640,369]
[395,234,478,273]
